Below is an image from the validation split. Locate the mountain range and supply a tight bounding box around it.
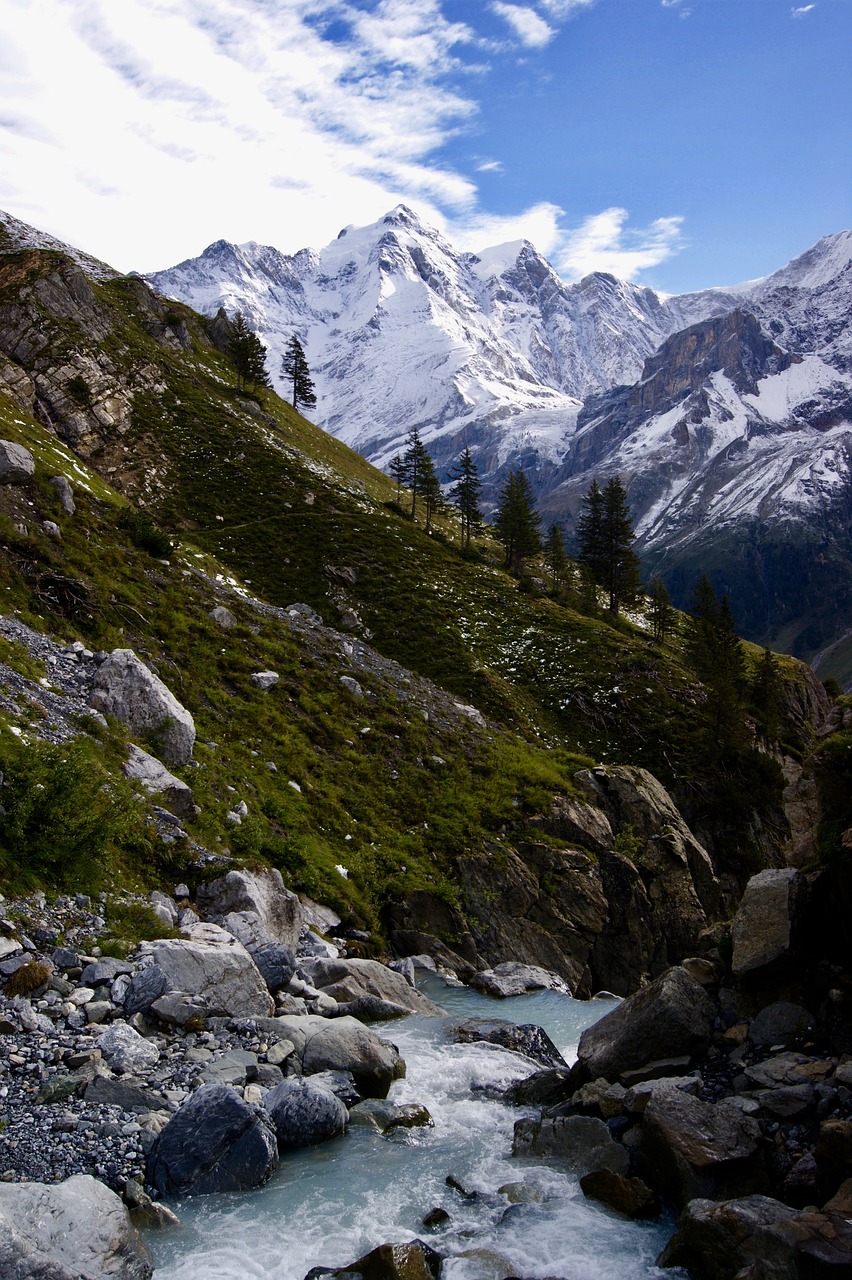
[147,207,852,681]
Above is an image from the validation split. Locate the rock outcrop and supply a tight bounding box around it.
[89,649,195,766]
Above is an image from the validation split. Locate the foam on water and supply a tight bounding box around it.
[148,976,680,1280]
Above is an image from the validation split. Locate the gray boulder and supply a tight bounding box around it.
[250,940,296,993]
[469,961,570,998]
[89,649,195,765]
[210,605,236,629]
[731,869,805,978]
[641,1088,767,1207]
[271,1014,405,1098]
[263,1077,348,1149]
[512,1114,629,1177]
[196,867,302,953]
[141,922,274,1017]
[748,1000,816,1048]
[146,1083,278,1197]
[0,1173,152,1279]
[452,1018,567,1070]
[49,475,76,513]
[97,1022,159,1074]
[123,744,195,820]
[0,440,35,484]
[299,957,443,1016]
[123,962,170,1016]
[577,965,715,1083]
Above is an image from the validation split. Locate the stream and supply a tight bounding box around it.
[148,974,680,1280]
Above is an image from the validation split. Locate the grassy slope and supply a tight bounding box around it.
[0,251,824,925]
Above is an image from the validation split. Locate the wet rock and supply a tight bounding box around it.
[512,1113,630,1177]
[349,1099,433,1133]
[146,1082,278,1197]
[264,1078,348,1149]
[469,962,570,998]
[0,1173,153,1279]
[271,1014,405,1099]
[508,1067,576,1108]
[452,1018,567,1070]
[580,1169,660,1219]
[577,965,715,1084]
[299,957,443,1016]
[305,1241,442,1280]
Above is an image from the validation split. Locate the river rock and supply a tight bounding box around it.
[123,744,195,820]
[747,1000,816,1048]
[263,1078,348,1149]
[731,868,805,979]
[146,1082,278,1197]
[97,1022,160,1074]
[141,922,274,1017]
[0,1173,153,1279]
[299,957,443,1016]
[512,1113,629,1176]
[641,1088,767,1207]
[658,1193,852,1279]
[469,961,570,998]
[580,1169,660,1219]
[306,1241,442,1280]
[452,1018,567,1070]
[271,1014,405,1098]
[348,1099,433,1132]
[250,940,296,993]
[196,867,302,952]
[576,965,715,1083]
[89,649,196,766]
[0,439,35,483]
[123,962,173,1016]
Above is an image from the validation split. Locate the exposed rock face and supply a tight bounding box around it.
[271,1014,405,1099]
[263,1078,348,1150]
[141,923,275,1018]
[196,868,302,954]
[731,868,805,979]
[89,649,195,766]
[0,1174,153,1279]
[577,966,715,1083]
[146,1082,279,1197]
[299,957,444,1016]
[579,1169,660,1219]
[123,743,195,819]
[0,439,35,483]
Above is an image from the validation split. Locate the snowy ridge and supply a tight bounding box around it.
[0,208,118,282]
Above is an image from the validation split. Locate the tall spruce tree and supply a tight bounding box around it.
[545,524,567,593]
[576,480,606,585]
[648,577,674,644]
[448,448,482,551]
[281,334,317,413]
[688,573,747,749]
[576,476,641,614]
[388,454,407,505]
[230,312,271,393]
[751,646,783,740]
[401,427,428,521]
[494,470,541,575]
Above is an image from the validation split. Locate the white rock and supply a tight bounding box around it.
[98,1022,160,1074]
[142,922,274,1017]
[89,650,195,766]
[0,440,35,484]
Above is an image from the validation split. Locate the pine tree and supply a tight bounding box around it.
[281,334,317,413]
[401,428,428,521]
[230,312,271,393]
[545,524,567,593]
[420,451,444,534]
[494,470,541,575]
[388,454,407,505]
[576,481,607,585]
[648,577,673,644]
[751,646,783,739]
[688,574,747,749]
[577,477,641,615]
[448,448,482,551]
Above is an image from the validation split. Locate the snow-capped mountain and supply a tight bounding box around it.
[148,209,852,675]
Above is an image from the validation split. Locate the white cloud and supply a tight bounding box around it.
[555,207,685,280]
[476,159,505,174]
[791,4,815,15]
[491,3,556,48]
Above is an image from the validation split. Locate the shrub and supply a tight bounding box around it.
[4,960,51,997]
[118,509,174,559]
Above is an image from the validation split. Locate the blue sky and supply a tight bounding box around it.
[0,0,848,292]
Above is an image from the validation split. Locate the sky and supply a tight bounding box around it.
[0,0,849,294]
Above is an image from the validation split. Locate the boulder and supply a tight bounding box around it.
[141,922,274,1017]
[146,1083,278,1197]
[731,868,804,979]
[196,868,302,953]
[299,957,443,1016]
[452,1018,567,1070]
[250,940,296,993]
[306,1241,442,1280]
[641,1088,768,1207]
[210,605,236,629]
[469,961,570,998]
[0,439,35,484]
[263,1078,348,1149]
[580,1169,660,1219]
[658,1194,852,1280]
[122,962,170,1016]
[0,1173,152,1279]
[89,649,195,766]
[49,475,75,513]
[123,744,195,820]
[271,1014,405,1098]
[348,1099,433,1133]
[97,1022,160,1074]
[576,965,715,1083]
[512,1113,629,1176]
[748,1000,816,1048]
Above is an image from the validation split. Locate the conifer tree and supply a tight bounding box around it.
[230,312,271,393]
[577,476,641,614]
[448,448,482,551]
[648,577,673,644]
[388,454,407,505]
[420,451,444,534]
[576,480,607,585]
[545,524,567,593]
[281,334,317,413]
[401,427,428,521]
[494,470,541,575]
[688,573,747,749]
[751,646,783,739]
